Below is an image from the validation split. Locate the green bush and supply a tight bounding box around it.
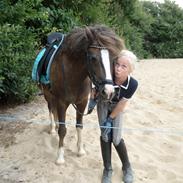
[0,0,183,105]
[142,0,183,58]
[0,24,37,104]
[107,0,153,59]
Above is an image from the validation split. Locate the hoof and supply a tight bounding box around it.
[55,158,65,165]
[50,130,57,135]
[56,147,65,165]
[50,127,57,135]
[123,167,134,183]
[78,149,86,157]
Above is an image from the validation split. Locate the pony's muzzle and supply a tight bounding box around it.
[104,84,115,99]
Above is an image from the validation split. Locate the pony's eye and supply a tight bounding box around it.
[89,54,98,62]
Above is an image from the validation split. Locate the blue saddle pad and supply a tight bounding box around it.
[32,33,64,84]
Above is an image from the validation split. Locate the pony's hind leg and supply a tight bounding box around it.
[50,108,58,135]
[76,127,86,156]
[76,103,87,156]
[49,111,57,135]
[47,103,57,135]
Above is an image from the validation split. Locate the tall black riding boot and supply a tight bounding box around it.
[114,139,133,183]
[100,136,113,183]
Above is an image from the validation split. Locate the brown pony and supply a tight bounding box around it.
[40,25,124,164]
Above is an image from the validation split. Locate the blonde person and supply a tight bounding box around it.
[88,50,138,183]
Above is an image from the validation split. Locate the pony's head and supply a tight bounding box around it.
[65,25,125,99]
[86,45,114,99]
[85,25,125,99]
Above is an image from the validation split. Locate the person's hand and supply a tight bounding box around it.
[101,116,113,142]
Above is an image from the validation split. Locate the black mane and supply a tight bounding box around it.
[64,25,124,59]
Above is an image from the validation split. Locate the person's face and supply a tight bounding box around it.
[114,56,131,80]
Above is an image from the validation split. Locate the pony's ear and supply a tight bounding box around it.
[85,26,95,44]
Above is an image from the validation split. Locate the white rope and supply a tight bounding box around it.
[0,116,183,136]
[0,160,20,175]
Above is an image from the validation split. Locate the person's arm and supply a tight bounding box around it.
[109,99,128,119]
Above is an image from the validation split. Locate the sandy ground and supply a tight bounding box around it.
[0,59,183,183]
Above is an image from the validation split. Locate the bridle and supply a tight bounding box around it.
[86,45,114,94]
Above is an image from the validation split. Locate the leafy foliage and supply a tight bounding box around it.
[106,0,154,58]
[0,0,183,104]
[0,24,37,104]
[142,0,183,58]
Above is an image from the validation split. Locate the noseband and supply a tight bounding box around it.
[86,45,113,93]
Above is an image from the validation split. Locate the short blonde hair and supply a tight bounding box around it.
[118,50,138,73]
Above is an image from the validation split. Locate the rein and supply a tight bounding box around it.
[72,103,90,116]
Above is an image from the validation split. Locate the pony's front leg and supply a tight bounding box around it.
[56,122,67,164]
[56,105,67,165]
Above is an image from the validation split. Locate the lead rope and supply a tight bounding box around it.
[72,103,91,116]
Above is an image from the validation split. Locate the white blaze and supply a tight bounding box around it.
[101,49,112,80]
[101,49,114,98]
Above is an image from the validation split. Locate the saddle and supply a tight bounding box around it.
[32,32,64,84]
